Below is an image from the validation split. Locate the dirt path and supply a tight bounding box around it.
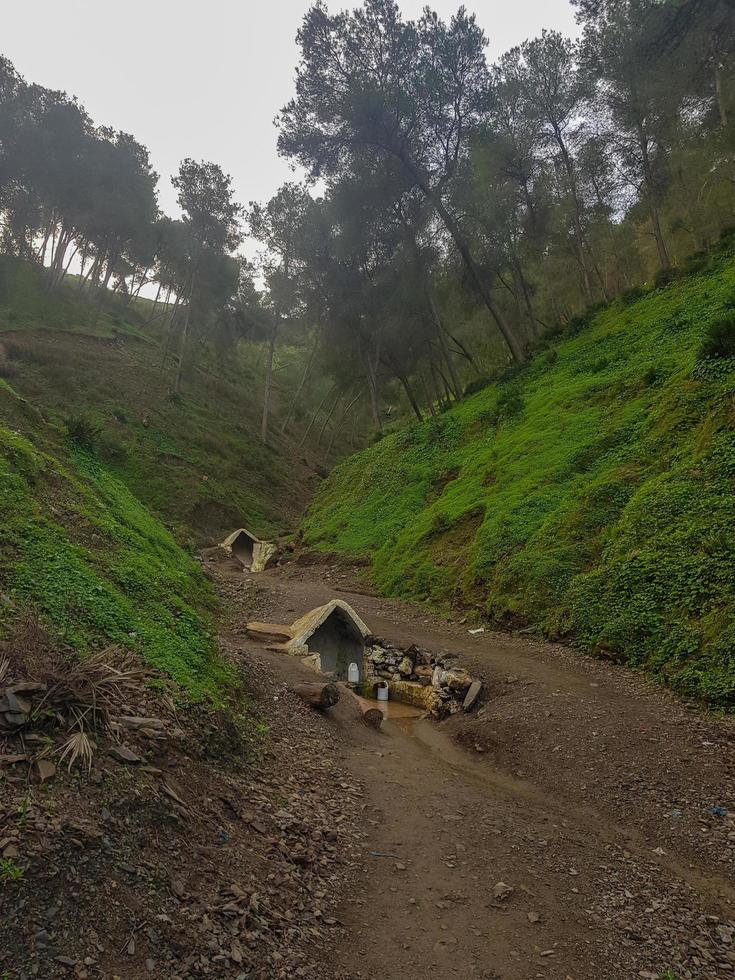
[226,558,735,980]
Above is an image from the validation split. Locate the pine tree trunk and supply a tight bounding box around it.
[325,389,363,461]
[637,124,671,269]
[429,192,524,362]
[317,386,348,446]
[174,275,195,394]
[555,131,609,301]
[299,383,337,448]
[160,292,181,370]
[281,325,320,434]
[715,63,728,128]
[399,159,524,362]
[261,320,279,445]
[398,374,423,421]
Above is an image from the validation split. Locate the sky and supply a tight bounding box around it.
[3,0,578,222]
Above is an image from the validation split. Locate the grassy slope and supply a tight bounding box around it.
[0,381,231,698]
[0,257,320,697]
[0,257,318,545]
[304,245,735,705]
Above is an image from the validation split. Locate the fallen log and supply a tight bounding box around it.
[291,682,340,710]
[338,683,383,730]
[361,706,384,729]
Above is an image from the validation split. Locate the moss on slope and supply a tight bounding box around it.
[0,381,232,699]
[304,248,735,705]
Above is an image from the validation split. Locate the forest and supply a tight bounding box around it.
[1,0,732,445]
[2,2,735,979]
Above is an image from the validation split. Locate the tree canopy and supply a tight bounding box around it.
[0,0,733,451]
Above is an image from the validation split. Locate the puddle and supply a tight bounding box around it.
[357,696,424,733]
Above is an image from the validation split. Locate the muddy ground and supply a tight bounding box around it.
[239,556,735,980]
[2,552,734,979]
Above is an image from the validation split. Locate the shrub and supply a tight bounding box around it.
[97,430,129,463]
[0,859,24,884]
[0,343,17,379]
[589,356,609,374]
[618,284,647,308]
[464,375,491,397]
[654,266,681,289]
[682,250,708,277]
[495,385,524,421]
[65,413,103,450]
[699,314,735,360]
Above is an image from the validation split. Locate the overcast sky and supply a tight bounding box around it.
[4,0,578,218]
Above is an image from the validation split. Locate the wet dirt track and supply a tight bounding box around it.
[232,560,735,980]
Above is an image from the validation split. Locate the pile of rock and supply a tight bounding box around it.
[364,640,481,717]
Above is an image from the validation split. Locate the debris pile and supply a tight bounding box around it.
[0,641,150,778]
[365,640,482,717]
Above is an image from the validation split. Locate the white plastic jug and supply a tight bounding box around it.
[347,662,360,684]
[376,682,389,702]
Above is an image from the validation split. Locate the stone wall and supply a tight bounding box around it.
[361,639,481,718]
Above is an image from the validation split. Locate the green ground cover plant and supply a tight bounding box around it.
[0,381,232,698]
[304,246,735,705]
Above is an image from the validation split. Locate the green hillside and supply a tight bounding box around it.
[0,257,319,546]
[0,381,231,698]
[304,242,735,705]
[0,258,322,697]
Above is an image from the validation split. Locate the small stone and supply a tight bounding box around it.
[442,668,472,692]
[493,881,513,900]
[463,681,482,711]
[126,938,136,956]
[3,692,31,715]
[36,759,56,782]
[527,911,541,924]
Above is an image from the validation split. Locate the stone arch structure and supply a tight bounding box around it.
[220,528,278,573]
[286,600,370,681]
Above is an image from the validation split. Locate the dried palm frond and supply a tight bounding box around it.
[57,730,94,772]
[0,655,9,684]
[37,646,146,733]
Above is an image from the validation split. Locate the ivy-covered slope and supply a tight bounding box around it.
[304,247,735,705]
[0,380,231,698]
